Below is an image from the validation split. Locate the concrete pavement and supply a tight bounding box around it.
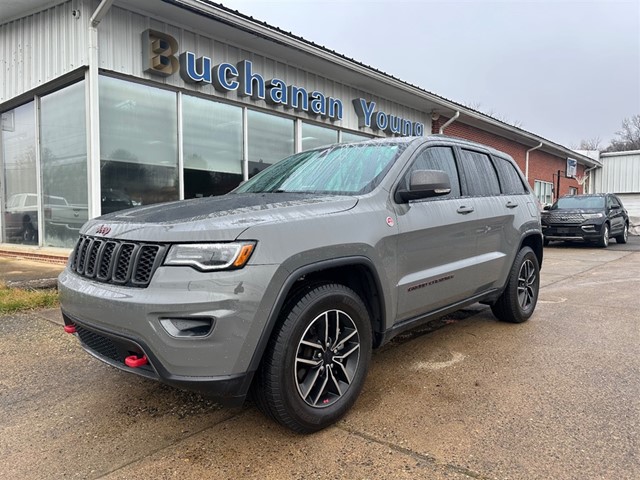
[1,243,639,479]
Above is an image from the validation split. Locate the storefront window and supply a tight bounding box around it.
[247,110,294,177]
[341,131,371,143]
[301,123,338,151]
[182,95,243,198]
[40,81,88,247]
[100,76,178,212]
[1,102,38,245]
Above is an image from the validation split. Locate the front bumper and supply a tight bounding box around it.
[58,263,280,404]
[542,223,603,242]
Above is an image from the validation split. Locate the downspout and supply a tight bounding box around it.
[525,142,543,181]
[86,0,114,220]
[438,111,460,134]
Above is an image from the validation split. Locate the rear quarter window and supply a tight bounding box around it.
[494,156,528,194]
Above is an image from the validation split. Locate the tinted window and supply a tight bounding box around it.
[459,150,501,196]
[401,146,460,197]
[608,196,621,208]
[494,157,527,194]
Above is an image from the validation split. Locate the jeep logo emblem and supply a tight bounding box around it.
[95,225,111,236]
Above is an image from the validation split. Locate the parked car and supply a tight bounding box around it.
[541,193,629,247]
[4,193,39,243]
[59,136,543,433]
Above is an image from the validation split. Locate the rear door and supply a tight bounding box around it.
[456,148,523,291]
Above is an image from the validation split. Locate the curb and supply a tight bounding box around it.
[6,278,59,290]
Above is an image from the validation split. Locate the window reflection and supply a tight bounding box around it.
[341,131,372,143]
[1,103,38,245]
[247,110,294,177]
[99,76,178,211]
[40,81,88,247]
[182,95,243,197]
[301,123,338,151]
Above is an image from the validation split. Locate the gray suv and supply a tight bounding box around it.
[59,136,543,433]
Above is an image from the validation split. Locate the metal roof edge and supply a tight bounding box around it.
[601,150,640,157]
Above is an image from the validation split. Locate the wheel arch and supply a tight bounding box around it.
[247,257,386,376]
[519,232,543,269]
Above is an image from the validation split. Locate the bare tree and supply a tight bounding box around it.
[576,137,602,150]
[605,114,640,152]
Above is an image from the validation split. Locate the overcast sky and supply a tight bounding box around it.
[222,0,640,149]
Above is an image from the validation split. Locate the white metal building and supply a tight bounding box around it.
[590,150,640,234]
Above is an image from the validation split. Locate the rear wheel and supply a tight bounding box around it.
[491,247,540,323]
[597,223,610,248]
[253,283,372,433]
[615,224,628,244]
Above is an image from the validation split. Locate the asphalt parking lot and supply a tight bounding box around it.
[1,238,639,479]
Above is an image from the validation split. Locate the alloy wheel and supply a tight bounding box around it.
[517,259,537,311]
[294,309,361,408]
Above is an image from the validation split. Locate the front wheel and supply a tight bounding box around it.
[253,283,372,433]
[615,224,628,244]
[491,247,540,323]
[597,223,610,248]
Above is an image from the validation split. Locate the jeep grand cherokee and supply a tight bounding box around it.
[59,136,543,432]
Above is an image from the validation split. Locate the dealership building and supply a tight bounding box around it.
[0,0,601,256]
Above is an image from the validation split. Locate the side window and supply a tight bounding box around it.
[494,156,527,194]
[402,146,461,197]
[459,149,501,196]
[606,196,613,209]
[610,196,621,208]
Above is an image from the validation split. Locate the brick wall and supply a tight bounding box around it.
[432,117,584,198]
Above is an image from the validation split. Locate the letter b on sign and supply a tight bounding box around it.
[142,29,179,77]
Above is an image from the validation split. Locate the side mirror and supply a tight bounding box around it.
[611,204,620,210]
[397,170,451,203]
[543,205,551,211]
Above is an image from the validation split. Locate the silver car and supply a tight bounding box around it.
[59,136,543,432]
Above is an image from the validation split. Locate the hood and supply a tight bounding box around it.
[81,193,358,242]
[542,207,602,216]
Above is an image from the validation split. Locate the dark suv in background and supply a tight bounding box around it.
[542,193,629,247]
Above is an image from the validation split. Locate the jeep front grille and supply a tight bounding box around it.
[70,235,167,287]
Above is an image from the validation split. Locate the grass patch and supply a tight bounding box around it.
[0,283,59,314]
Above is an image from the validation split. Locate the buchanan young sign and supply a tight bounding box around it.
[142,29,424,136]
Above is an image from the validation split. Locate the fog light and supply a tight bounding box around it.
[159,316,215,338]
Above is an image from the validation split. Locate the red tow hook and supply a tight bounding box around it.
[64,325,77,334]
[125,355,148,368]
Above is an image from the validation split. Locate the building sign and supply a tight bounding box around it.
[142,29,423,135]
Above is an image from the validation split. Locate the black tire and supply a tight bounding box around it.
[543,237,550,247]
[491,247,540,323]
[615,224,628,244]
[253,283,372,433]
[597,223,609,248]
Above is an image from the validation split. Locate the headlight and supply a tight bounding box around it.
[582,213,604,219]
[164,242,256,271]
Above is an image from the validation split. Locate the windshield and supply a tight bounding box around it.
[553,196,605,209]
[234,143,406,195]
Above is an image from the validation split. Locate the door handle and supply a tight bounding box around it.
[505,201,518,209]
[456,206,474,215]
